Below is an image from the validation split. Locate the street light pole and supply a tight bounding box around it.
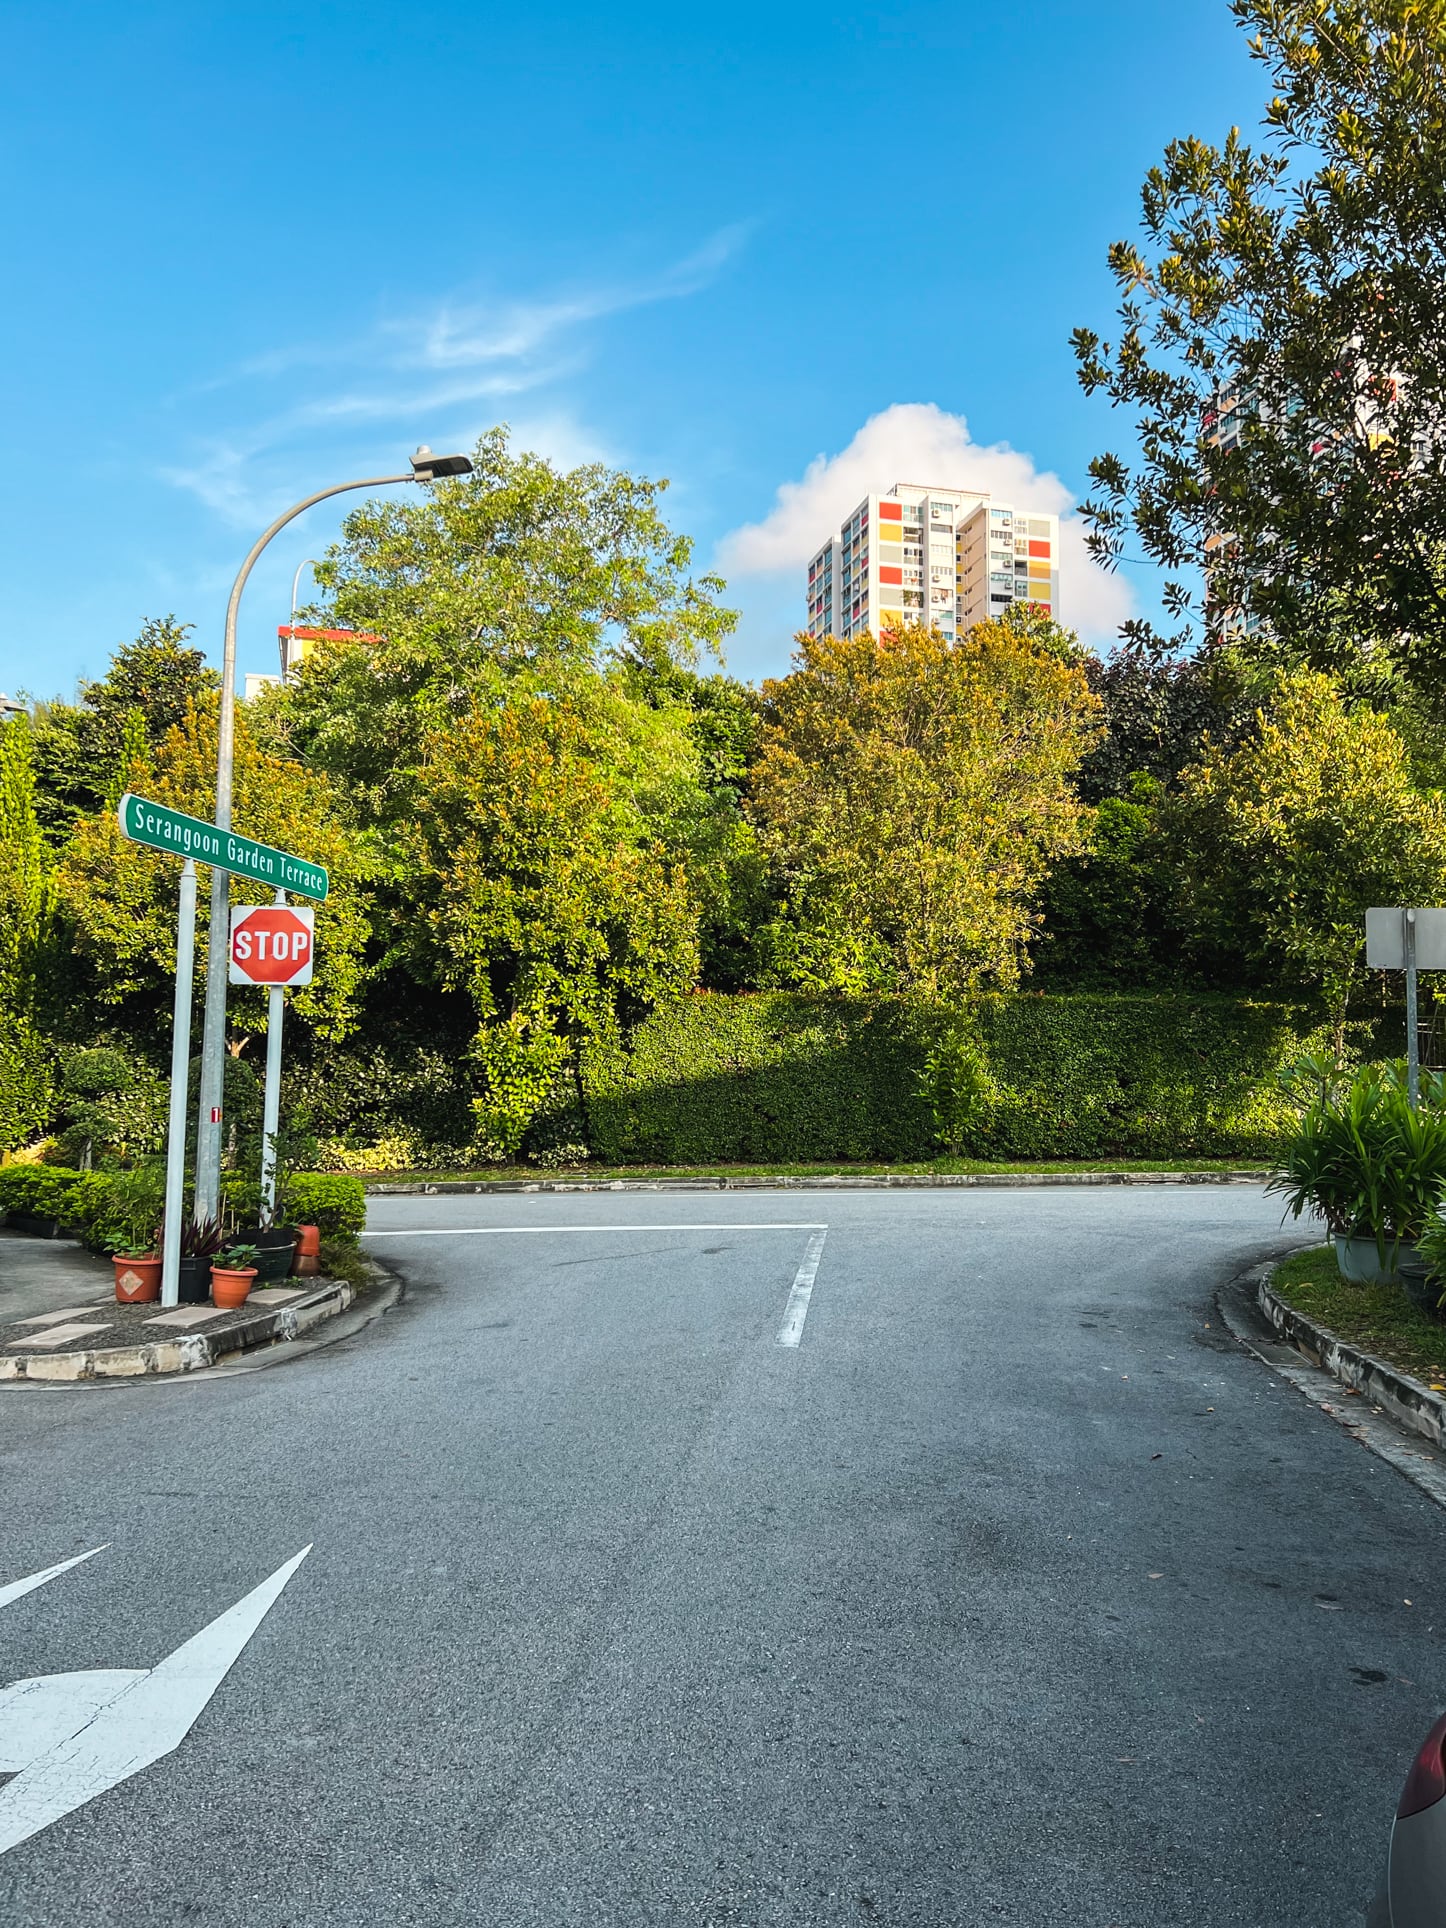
[192,447,474,1224]
[283,558,322,676]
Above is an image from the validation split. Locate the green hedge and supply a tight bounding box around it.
[220,1170,367,1239]
[580,992,1318,1164]
[0,1164,88,1223]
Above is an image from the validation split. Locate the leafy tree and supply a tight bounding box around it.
[1073,0,1446,694]
[30,617,217,845]
[55,696,371,1052]
[401,694,699,1157]
[0,713,57,1148]
[1034,779,1179,988]
[750,617,1102,997]
[0,712,54,1012]
[1168,670,1446,1034]
[267,427,737,820]
[1078,633,1254,803]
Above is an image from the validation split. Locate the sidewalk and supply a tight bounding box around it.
[0,1231,355,1382]
[0,1231,114,1320]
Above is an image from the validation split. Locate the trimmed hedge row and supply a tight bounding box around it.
[0,1163,366,1241]
[580,992,1321,1164]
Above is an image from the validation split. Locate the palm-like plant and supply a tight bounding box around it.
[1267,1063,1446,1267]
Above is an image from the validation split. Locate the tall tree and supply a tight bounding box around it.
[1073,1,1446,695]
[0,712,54,1012]
[1168,669,1446,1034]
[56,697,371,1051]
[750,616,1102,997]
[268,427,737,819]
[31,617,218,844]
[0,713,57,1150]
[401,693,700,1156]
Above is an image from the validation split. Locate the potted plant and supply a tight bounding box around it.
[1268,1062,1446,1284]
[210,1242,260,1310]
[106,1234,162,1304]
[169,1216,226,1304]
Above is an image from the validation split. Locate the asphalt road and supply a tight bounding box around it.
[0,1186,1442,1926]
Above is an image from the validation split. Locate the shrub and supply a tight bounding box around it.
[1268,1060,1446,1259]
[71,1166,166,1255]
[58,1046,168,1168]
[580,991,1318,1165]
[288,1173,366,1240]
[0,1163,87,1224]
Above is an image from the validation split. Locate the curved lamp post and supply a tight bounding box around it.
[192,445,473,1223]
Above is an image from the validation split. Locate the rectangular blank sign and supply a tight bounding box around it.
[1366,907,1446,969]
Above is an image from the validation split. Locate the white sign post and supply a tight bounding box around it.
[229,898,316,1225]
[159,861,198,1307]
[1365,908,1446,1107]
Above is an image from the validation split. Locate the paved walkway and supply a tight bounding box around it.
[0,1232,113,1321]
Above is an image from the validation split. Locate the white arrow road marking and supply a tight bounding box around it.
[0,1548,108,1613]
[777,1228,828,1348]
[0,1672,147,1772]
[0,1545,311,1856]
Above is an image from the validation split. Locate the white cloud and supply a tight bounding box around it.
[718,403,1135,647]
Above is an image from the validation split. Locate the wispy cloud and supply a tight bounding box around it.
[161,224,751,527]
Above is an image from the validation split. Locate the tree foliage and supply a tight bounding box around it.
[1169,670,1446,1028]
[55,696,371,1048]
[1074,0,1446,691]
[401,694,699,1155]
[30,617,217,845]
[750,617,1102,997]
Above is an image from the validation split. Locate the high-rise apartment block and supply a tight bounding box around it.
[805,483,1060,643]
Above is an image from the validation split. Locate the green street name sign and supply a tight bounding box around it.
[117,793,330,901]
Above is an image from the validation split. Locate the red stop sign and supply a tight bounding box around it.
[229,905,315,986]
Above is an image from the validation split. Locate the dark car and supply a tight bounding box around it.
[1369,1712,1446,1924]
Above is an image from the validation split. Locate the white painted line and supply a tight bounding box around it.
[0,1547,108,1614]
[776,1228,828,1348]
[361,1223,826,1237]
[0,1545,311,1856]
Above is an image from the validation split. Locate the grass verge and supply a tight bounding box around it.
[360,1156,1267,1186]
[1269,1246,1446,1388]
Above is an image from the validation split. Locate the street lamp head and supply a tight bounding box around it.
[411,445,474,481]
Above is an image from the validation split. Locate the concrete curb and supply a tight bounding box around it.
[0,1278,354,1383]
[1252,1267,1446,1450]
[1216,1261,1446,1510]
[366,1169,1270,1197]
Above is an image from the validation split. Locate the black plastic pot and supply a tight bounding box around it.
[1398,1250,1445,1321]
[7,1213,64,1239]
[232,1224,298,1285]
[176,1255,212,1304]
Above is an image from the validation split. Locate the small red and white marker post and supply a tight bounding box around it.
[230,898,316,1224]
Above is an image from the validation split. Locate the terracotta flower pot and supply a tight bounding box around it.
[113,1254,161,1303]
[293,1223,321,1278]
[210,1265,257,1311]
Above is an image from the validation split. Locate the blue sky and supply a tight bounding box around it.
[0,1,1261,698]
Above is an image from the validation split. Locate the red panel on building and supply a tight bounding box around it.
[878,501,903,520]
[1028,541,1051,559]
[878,566,903,585]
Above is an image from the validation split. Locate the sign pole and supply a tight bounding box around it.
[260,890,286,1226]
[160,860,198,1308]
[1406,908,1420,1109]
